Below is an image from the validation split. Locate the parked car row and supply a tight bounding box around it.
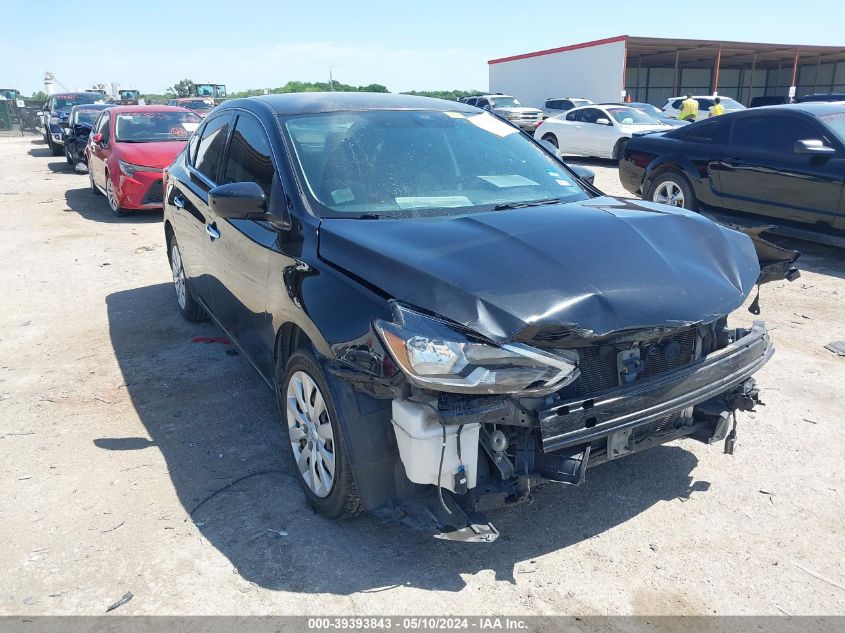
[158,92,798,541]
[619,102,845,233]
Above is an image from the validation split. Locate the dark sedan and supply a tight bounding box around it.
[63,104,111,169]
[163,93,796,542]
[620,103,845,232]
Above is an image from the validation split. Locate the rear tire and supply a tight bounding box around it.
[541,133,558,149]
[169,237,208,322]
[647,171,697,211]
[89,168,100,195]
[278,349,361,519]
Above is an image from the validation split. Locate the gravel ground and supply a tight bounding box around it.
[1,136,844,616]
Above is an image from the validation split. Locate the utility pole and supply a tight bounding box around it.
[329,67,334,91]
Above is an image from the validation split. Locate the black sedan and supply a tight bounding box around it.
[163,93,796,541]
[619,103,845,233]
[63,104,111,170]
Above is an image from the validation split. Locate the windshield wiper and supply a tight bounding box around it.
[355,213,401,220]
[493,197,568,211]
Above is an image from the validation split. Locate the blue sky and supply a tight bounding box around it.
[3,0,843,96]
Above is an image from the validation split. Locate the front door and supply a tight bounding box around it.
[204,111,279,376]
[717,113,844,227]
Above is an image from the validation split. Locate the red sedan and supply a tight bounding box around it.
[86,106,201,216]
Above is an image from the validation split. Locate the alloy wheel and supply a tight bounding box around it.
[286,371,336,498]
[170,243,187,310]
[106,177,120,213]
[653,181,685,207]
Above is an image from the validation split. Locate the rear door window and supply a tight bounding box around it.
[193,113,232,183]
[669,118,730,144]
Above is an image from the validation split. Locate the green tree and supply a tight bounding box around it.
[402,89,481,101]
[29,90,48,102]
[167,79,194,98]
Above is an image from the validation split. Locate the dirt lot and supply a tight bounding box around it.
[1,135,844,616]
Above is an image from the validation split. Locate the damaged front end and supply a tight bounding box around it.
[315,201,799,542]
[366,305,772,542]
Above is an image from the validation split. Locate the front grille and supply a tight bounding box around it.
[576,326,697,397]
[143,179,164,204]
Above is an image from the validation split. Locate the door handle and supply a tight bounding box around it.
[206,223,220,241]
[173,195,186,209]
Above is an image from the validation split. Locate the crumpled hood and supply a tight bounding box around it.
[115,141,187,169]
[318,197,761,342]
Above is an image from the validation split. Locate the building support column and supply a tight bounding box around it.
[746,53,757,105]
[790,47,801,97]
[672,50,680,95]
[712,44,722,95]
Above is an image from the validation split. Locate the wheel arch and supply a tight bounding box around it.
[642,158,697,197]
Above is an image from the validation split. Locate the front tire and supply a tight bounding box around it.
[105,174,127,217]
[613,137,629,161]
[65,144,74,166]
[48,136,62,156]
[279,349,361,519]
[648,171,697,211]
[169,238,207,322]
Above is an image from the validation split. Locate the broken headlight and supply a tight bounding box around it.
[375,304,579,395]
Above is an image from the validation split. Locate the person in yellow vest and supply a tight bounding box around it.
[678,94,699,122]
[709,97,725,117]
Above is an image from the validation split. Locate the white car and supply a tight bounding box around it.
[662,96,745,120]
[534,104,669,160]
[542,97,593,118]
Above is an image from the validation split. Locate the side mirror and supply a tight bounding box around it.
[91,133,103,144]
[596,118,612,126]
[794,139,835,155]
[568,164,595,185]
[208,181,266,219]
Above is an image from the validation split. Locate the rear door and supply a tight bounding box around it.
[204,111,281,375]
[717,112,844,226]
[173,111,234,306]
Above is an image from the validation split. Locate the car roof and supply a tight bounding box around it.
[52,92,100,97]
[230,92,481,115]
[70,103,111,110]
[106,105,195,114]
[752,102,845,116]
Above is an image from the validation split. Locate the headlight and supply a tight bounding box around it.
[119,160,160,177]
[374,304,579,395]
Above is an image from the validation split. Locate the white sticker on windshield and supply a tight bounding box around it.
[547,171,561,177]
[555,179,574,187]
[467,113,519,137]
[444,111,465,119]
[395,196,472,209]
[478,175,539,188]
[331,188,355,204]
[183,122,200,133]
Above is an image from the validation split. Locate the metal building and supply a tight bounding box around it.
[488,35,845,108]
